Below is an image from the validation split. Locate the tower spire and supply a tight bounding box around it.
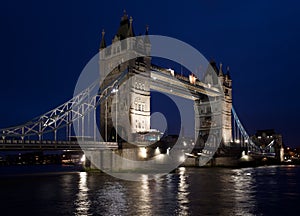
[121,9,128,21]
[100,29,106,50]
[219,62,223,76]
[144,25,150,44]
[226,66,231,79]
[127,16,134,37]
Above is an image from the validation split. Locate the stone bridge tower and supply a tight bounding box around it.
[195,61,232,147]
[99,11,151,142]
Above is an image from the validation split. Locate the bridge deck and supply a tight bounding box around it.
[0,140,118,151]
[150,67,221,99]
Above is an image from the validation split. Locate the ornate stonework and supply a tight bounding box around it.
[99,12,233,147]
[99,12,151,142]
[195,61,232,146]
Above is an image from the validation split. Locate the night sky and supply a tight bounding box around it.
[0,0,300,147]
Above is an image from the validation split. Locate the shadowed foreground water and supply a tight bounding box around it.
[0,165,300,215]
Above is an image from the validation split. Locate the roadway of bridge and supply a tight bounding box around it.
[150,67,221,100]
[0,140,118,151]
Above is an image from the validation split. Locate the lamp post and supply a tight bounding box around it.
[116,87,118,143]
[105,88,108,141]
[111,87,119,143]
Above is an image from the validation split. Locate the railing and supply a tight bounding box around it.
[151,64,220,92]
[0,139,118,150]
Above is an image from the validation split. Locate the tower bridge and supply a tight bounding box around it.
[0,11,283,166]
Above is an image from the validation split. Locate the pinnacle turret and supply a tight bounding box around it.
[100,29,106,50]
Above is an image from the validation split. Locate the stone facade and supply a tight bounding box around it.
[99,11,151,143]
[99,12,233,147]
[195,61,232,147]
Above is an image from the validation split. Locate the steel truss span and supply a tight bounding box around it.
[0,68,129,143]
[231,107,261,153]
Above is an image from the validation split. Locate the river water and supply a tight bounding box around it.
[0,165,299,215]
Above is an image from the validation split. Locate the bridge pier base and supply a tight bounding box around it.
[83,148,145,172]
[83,148,189,172]
[84,149,115,171]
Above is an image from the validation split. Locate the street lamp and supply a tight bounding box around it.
[112,87,119,143]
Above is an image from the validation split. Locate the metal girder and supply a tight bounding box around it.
[232,106,261,152]
[0,68,129,140]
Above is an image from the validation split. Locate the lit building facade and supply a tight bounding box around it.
[99,11,233,147]
[251,129,283,161]
[99,11,151,142]
[195,61,233,147]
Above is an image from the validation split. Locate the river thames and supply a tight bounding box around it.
[0,165,299,215]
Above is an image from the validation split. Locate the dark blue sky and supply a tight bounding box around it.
[0,0,300,147]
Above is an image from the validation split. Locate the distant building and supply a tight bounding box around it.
[251,129,283,161]
[134,129,163,142]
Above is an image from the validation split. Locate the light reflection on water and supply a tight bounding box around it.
[94,181,127,215]
[177,167,190,215]
[71,166,300,215]
[231,168,257,216]
[136,174,151,215]
[1,166,300,215]
[74,172,91,216]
